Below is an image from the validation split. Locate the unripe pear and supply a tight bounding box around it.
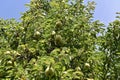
[56,20,62,28]
[51,31,56,35]
[34,31,40,36]
[7,61,12,66]
[75,66,81,71]
[55,35,63,46]
[55,35,62,42]
[5,51,11,54]
[45,65,54,77]
[85,63,90,68]
[34,31,41,39]
[87,78,94,80]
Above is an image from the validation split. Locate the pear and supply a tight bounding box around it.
[45,65,54,77]
[85,63,90,68]
[55,35,63,47]
[56,20,62,28]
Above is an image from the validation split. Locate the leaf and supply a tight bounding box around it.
[38,56,55,65]
[116,52,120,55]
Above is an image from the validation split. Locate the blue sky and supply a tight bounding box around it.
[0,0,30,19]
[91,0,120,25]
[0,0,120,25]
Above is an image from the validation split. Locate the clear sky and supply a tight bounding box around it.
[91,0,120,25]
[0,0,30,19]
[0,0,120,25]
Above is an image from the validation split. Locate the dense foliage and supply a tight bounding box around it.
[0,0,120,80]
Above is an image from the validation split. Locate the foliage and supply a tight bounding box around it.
[100,20,120,79]
[0,0,120,80]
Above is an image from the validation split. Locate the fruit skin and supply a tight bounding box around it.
[5,51,11,54]
[7,61,13,66]
[56,20,62,28]
[55,35,62,42]
[87,78,94,80]
[51,31,56,35]
[85,63,90,68]
[34,31,40,37]
[45,65,54,77]
[33,31,41,40]
[75,66,81,71]
[55,35,63,47]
